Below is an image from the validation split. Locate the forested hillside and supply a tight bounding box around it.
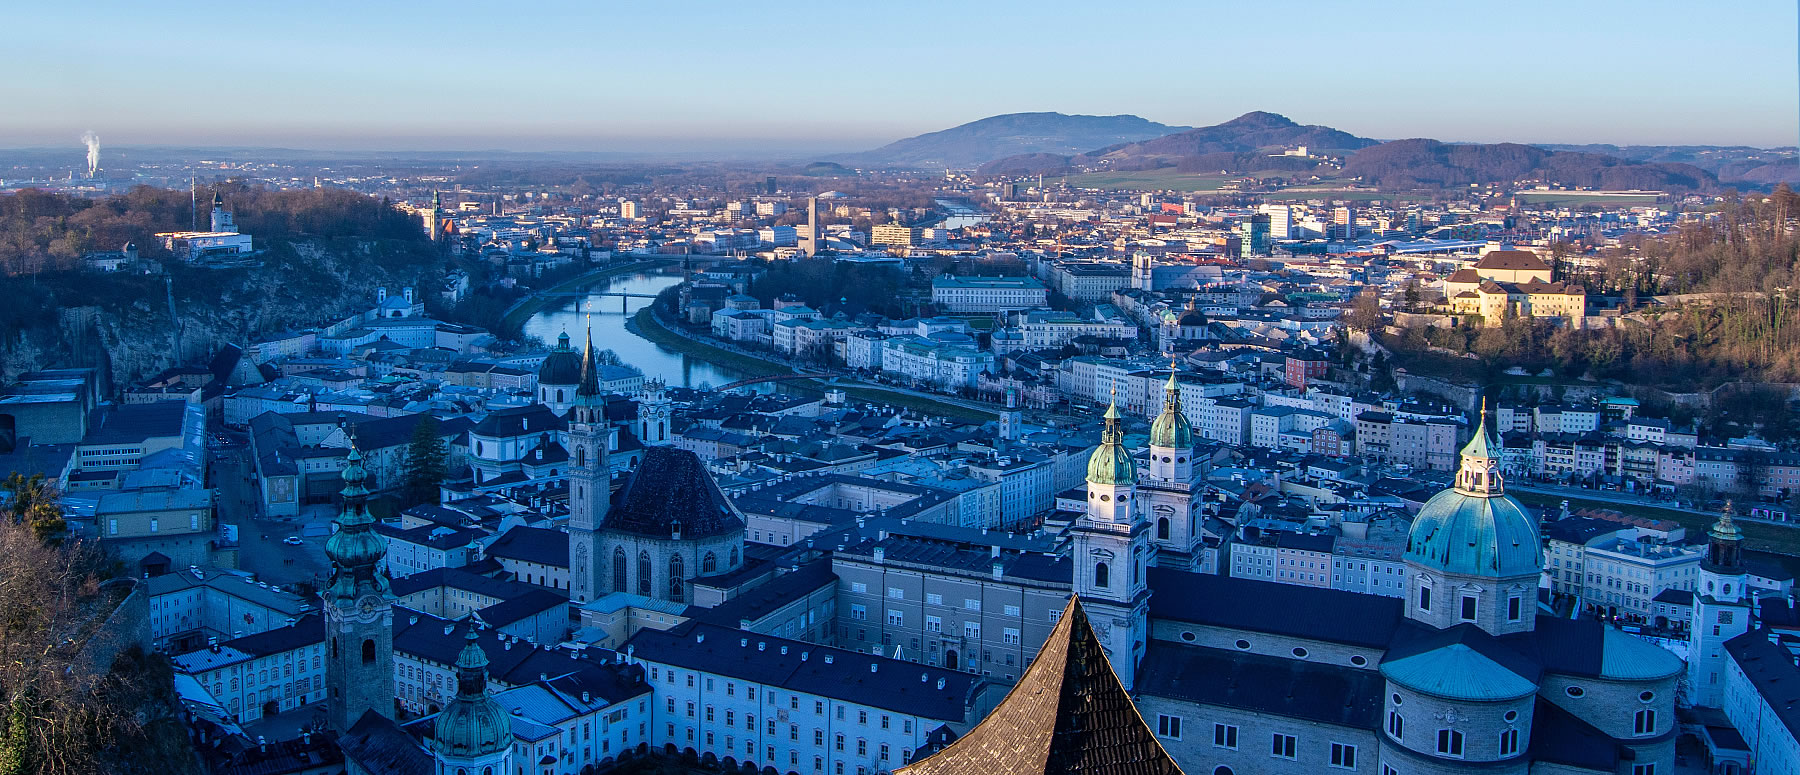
[0,185,443,386]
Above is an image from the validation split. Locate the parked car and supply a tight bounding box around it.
[283,536,303,546]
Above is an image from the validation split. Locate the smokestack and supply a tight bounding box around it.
[81,131,99,178]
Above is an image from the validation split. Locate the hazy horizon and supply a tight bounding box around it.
[4,0,1796,154]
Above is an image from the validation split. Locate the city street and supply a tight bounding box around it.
[213,439,332,588]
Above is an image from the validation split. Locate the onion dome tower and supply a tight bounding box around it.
[430,629,513,774]
[324,440,396,732]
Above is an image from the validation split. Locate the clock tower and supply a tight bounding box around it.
[323,441,396,732]
[568,323,612,604]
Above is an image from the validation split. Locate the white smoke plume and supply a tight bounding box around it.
[81,131,99,177]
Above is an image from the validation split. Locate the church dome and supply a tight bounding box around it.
[1404,411,1540,579]
[538,331,582,386]
[432,630,511,759]
[1147,373,1192,449]
[1086,403,1136,485]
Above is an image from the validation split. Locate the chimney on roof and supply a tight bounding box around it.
[582,691,590,703]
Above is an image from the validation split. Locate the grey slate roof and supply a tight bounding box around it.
[1136,640,1383,729]
[485,525,569,567]
[603,447,744,539]
[627,621,977,722]
[1147,568,1403,648]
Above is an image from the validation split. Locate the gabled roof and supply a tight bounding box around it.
[1136,640,1382,730]
[896,596,1181,775]
[337,710,432,775]
[602,447,744,540]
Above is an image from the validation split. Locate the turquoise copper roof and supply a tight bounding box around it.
[432,629,511,758]
[1380,643,1537,701]
[1404,490,1540,578]
[1086,402,1136,486]
[1599,627,1684,681]
[1147,372,1193,450]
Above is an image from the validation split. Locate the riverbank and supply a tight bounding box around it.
[630,307,998,423]
[499,258,676,332]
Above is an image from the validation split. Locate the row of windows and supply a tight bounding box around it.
[1157,716,1356,769]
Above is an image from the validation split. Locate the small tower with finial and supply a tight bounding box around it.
[1687,499,1752,708]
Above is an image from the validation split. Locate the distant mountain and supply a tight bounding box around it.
[829,113,1189,169]
[1540,143,1796,186]
[1342,139,1716,191]
[1087,111,1377,161]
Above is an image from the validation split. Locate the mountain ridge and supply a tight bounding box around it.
[827,112,1188,169]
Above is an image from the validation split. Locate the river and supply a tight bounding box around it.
[933,198,990,230]
[522,266,755,390]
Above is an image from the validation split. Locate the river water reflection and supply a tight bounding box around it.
[521,266,755,390]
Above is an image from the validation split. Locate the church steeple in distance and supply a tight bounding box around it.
[323,433,396,733]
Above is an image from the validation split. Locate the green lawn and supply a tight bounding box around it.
[1510,490,1800,556]
[632,309,997,423]
[1259,189,1394,203]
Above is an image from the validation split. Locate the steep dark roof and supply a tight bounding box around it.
[1724,629,1800,742]
[897,597,1182,775]
[538,347,582,386]
[602,446,744,539]
[337,710,432,775]
[1136,641,1383,729]
[470,405,567,439]
[1147,568,1403,649]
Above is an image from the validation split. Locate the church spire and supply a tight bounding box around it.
[1705,500,1744,572]
[324,435,389,599]
[575,310,602,399]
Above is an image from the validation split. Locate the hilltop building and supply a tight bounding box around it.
[1445,249,1586,327]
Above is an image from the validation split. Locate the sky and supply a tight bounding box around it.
[3,0,1795,155]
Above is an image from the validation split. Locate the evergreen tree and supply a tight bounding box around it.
[402,416,449,506]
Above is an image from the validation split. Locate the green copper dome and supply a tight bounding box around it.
[433,629,512,759]
[1404,408,1540,578]
[1086,402,1137,485]
[1147,372,1193,449]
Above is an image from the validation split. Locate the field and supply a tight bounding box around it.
[1067,170,1234,192]
[1513,192,1662,207]
[1259,188,1394,203]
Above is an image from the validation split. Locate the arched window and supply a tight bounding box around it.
[331,638,338,659]
[362,639,376,664]
[1131,548,1140,585]
[557,389,565,402]
[1094,562,1110,589]
[577,446,585,467]
[729,547,739,567]
[613,547,628,593]
[637,551,652,596]
[1156,517,1170,540]
[669,555,685,602]
[703,552,718,573]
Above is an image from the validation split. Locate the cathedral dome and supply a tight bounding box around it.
[538,331,582,386]
[1404,411,1540,579]
[1085,403,1136,486]
[432,630,511,759]
[1147,373,1192,449]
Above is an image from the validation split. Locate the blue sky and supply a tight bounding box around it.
[4,0,1794,153]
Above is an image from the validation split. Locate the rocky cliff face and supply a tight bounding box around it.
[3,237,441,391]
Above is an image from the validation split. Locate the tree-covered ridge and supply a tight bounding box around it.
[0,183,431,276]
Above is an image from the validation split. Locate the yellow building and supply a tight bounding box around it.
[1445,249,1584,327]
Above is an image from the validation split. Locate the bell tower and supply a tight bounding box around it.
[1068,397,1150,688]
[567,319,613,604]
[637,379,671,446]
[323,440,395,732]
[1688,502,1750,708]
[1142,368,1201,566]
